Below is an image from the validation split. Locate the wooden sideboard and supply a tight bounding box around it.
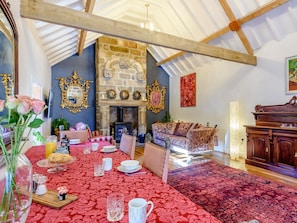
[245,96,297,178]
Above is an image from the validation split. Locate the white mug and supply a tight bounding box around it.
[103,157,112,171]
[128,198,154,223]
[91,143,99,152]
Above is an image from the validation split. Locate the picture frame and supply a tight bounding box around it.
[285,55,297,94]
[146,80,166,114]
[180,73,196,107]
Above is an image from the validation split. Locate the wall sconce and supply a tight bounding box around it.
[230,101,239,160]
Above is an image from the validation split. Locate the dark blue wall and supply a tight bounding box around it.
[146,52,169,132]
[51,44,96,131]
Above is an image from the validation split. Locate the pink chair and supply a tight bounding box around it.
[142,142,170,183]
[119,134,136,159]
[59,130,89,143]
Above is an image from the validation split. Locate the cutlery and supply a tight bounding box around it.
[125,171,146,176]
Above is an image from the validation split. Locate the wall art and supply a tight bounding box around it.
[180,73,196,107]
[286,55,297,94]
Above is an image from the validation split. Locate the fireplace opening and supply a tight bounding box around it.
[113,106,134,142]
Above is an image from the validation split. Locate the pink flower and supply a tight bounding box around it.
[17,99,31,114]
[32,99,46,114]
[0,99,5,112]
[5,96,18,110]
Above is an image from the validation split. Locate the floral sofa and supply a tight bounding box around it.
[152,122,217,155]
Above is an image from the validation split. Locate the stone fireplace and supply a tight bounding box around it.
[95,36,147,137]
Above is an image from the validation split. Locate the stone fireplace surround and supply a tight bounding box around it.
[96,36,147,137]
[98,100,147,137]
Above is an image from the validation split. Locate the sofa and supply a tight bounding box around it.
[152,122,217,155]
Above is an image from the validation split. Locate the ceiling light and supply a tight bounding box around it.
[140,3,154,31]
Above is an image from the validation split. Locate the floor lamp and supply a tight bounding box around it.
[230,101,239,160]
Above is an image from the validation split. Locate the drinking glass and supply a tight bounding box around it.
[45,135,57,158]
[94,163,104,176]
[107,193,124,222]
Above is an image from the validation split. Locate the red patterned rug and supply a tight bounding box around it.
[168,161,297,223]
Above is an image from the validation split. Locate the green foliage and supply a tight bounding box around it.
[161,111,173,123]
[52,118,69,130]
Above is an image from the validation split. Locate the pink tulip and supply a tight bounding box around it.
[17,99,31,114]
[32,99,45,114]
[0,99,5,112]
[5,96,19,110]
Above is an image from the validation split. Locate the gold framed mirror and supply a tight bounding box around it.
[146,80,166,113]
[0,0,18,98]
[57,70,92,113]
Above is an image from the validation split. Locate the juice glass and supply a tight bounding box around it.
[45,135,57,158]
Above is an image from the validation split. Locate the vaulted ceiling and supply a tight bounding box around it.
[21,0,297,77]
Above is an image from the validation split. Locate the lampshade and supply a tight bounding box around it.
[230,101,239,160]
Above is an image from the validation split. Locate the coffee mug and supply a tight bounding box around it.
[91,143,99,152]
[103,157,112,171]
[128,198,154,223]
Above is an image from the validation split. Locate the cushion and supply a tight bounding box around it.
[173,122,193,137]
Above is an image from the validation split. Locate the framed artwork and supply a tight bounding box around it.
[146,80,166,113]
[286,55,297,94]
[180,73,196,107]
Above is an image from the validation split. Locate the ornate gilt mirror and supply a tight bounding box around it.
[57,70,92,114]
[0,0,18,99]
[146,80,166,113]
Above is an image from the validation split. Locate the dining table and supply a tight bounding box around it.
[25,142,221,223]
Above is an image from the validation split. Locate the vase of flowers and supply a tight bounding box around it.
[0,95,46,222]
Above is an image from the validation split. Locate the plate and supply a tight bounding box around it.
[100,148,117,153]
[37,156,76,168]
[117,165,142,173]
[69,139,80,145]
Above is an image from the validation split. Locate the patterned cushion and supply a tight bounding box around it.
[173,122,193,137]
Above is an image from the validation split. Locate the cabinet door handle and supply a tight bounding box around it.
[265,147,269,153]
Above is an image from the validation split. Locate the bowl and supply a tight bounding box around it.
[121,160,139,171]
[102,145,116,152]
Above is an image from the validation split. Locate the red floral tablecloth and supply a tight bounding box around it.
[26,144,221,223]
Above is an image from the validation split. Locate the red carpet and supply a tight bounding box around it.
[168,161,297,223]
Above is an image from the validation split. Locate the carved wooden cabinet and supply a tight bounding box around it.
[245,96,297,178]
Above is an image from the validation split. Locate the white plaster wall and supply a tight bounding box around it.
[10,1,52,152]
[170,32,297,158]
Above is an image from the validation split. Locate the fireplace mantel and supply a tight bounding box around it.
[99,99,148,107]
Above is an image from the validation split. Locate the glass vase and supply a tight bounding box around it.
[0,154,33,223]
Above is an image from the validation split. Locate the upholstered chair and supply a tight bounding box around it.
[59,130,89,143]
[142,142,171,183]
[119,134,136,159]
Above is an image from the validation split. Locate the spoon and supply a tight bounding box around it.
[125,171,146,176]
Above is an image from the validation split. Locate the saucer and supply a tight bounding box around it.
[117,165,142,173]
[100,147,117,153]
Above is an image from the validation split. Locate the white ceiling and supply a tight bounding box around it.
[29,0,297,77]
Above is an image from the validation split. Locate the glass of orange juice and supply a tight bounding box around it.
[45,135,57,158]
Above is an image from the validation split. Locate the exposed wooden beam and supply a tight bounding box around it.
[77,0,95,55]
[219,0,254,55]
[20,0,256,66]
[155,51,185,67]
[156,0,287,66]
